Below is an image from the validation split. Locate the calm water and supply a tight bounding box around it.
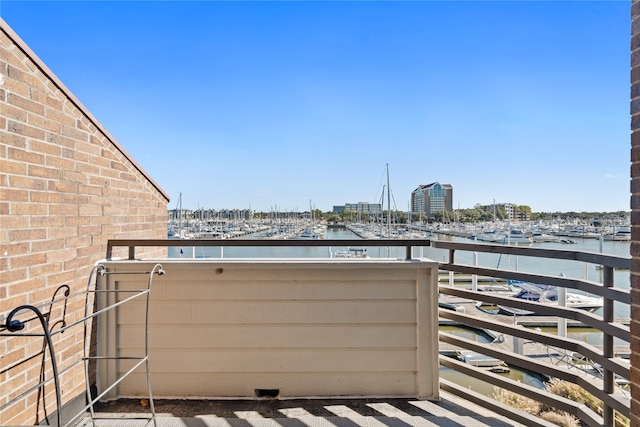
[170,227,396,258]
[430,234,630,288]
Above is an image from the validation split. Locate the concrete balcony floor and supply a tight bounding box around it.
[80,390,527,427]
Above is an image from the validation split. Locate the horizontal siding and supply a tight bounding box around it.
[119,324,416,349]
[109,262,423,286]
[118,349,416,373]
[100,260,438,399]
[119,300,416,324]
[117,372,417,398]
[149,279,416,301]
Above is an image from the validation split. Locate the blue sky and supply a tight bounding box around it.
[1,1,631,213]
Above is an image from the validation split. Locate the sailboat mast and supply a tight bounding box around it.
[386,163,391,237]
[380,185,385,236]
[178,192,183,238]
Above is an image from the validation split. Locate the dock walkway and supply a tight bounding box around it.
[438,293,631,370]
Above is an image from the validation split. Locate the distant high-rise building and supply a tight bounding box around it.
[411,182,453,218]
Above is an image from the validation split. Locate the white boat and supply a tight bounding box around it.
[506,230,533,244]
[456,350,507,368]
[476,229,532,245]
[603,227,631,241]
[530,232,559,243]
[559,226,602,239]
[497,282,603,316]
[334,247,369,258]
[475,230,504,242]
[293,230,322,240]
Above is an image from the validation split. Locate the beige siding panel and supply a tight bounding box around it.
[117,372,417,398]
[119,324,416,349]
[98,260,439,399]
[118,349,416,374]
[119,300,416,325]
[149,280,416,301]
[152,262,422,281]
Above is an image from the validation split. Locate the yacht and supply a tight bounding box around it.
[293,230,322,239]
[334,247,369,258]
[497,282,603,316]
[477,229,532,245]
[603,226,631,241]
[530,232,559,243]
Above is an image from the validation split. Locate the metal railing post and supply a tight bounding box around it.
[602,265,615,426]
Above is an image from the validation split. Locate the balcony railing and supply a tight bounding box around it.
[2,238,630,427]
[106,237,631,427]
[431,240,630,427]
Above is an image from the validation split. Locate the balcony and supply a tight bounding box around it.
[1,238,630,427]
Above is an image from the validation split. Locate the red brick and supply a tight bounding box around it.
[0,188,29,202]
[78,204,102,216]
[7,120,45,140]
[0,215,29,229]
[45,106,76,127]
[9,252,47,269]
[2,102,28,122]
[28,261,63,278]
[48,180,78,193]
[7,147,44,165]
[6,92,44,116]
[29,191,63,204]
[8,175,46,191]
[30,238,64,253]
[28,140,62,157]
[0,268,27,289]
[60,124,89,142]
[12,202,47,215]
[47,226,76,239]
[46,157,75,170]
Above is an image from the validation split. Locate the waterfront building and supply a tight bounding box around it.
[475,203,531,221]
[333,202,382,216]
[192,208,252,221]
[411,182,453,218]
[168,207,194,220]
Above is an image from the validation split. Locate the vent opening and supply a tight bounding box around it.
[254,389,280,399]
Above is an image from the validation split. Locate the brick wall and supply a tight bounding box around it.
[0,19,169,425]
[632,2,640,426]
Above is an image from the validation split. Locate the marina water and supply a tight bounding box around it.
[169,226,630,292]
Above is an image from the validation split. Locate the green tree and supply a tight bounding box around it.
[517,205,532,216]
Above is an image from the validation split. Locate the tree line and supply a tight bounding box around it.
[296,207,629,224]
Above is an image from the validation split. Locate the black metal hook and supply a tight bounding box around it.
[5,305,62,427]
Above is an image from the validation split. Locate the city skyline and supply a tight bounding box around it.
[1,1,630,212]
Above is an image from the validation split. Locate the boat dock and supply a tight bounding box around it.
[438,286,631,326]
[438,293,631,361]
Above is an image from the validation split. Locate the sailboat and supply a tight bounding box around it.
[386,164,392,237]
[169,193,191,239]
